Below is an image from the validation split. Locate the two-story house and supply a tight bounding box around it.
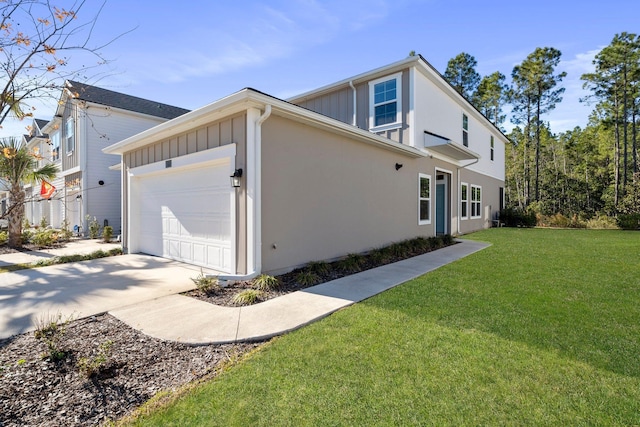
[104,55,507,278]
[17,81,189,235]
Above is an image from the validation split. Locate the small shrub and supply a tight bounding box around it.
[252,274,280,291]
[59,218,73,242]
[0,230,7,245]
[337,253,364,274]
[39,216,48,229]
[500,208,536,227]
[22,218,30,230]
[31,229,57,248]
[368,248,392,266]
[232,289,263,306]
[77,340,114,378]
[21,229,34,244]
[306,260,330,276]
[33,312,74,361]
[295,271,321,286]
[108,247,123,256]
[102,225,113,242]
[191,269,220,293]
[86,215,100,239]
[428,236,444,249]
[586,215,619,230]
[617,213,640,230]
[441,234,454,245]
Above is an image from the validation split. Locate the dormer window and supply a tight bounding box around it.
[369,73,402,131]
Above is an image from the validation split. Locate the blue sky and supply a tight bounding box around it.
[2,0,638,138]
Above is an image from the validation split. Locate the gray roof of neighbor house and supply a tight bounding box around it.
[34,119,49,132]
[66,81,190,120]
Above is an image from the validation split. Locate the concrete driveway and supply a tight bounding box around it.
[0,254,208,340]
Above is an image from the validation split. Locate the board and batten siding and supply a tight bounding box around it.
[292,69,412,145]
[123,113,246,169]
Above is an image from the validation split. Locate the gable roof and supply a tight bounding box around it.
[288,54,510,145]
[65,81,190,120]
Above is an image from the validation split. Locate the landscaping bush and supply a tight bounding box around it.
[87,215,100,239]
[191,270,220,294]
[77,340,114,379]
[232,289,263,306]
[617,213,640,230]
[0,230,7,245]
[499,207,537,227]
[586,215,619,229]
[31,229,57,248]
[102,225,113,242]
[59,218,74,242]
[252,274,280,291]
[33,312,73,362]
[21,229,34,244]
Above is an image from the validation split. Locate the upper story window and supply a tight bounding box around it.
[418,173,431,225]
[462,113,469,147]
[369,73,402,131]
[490,135,494,161]
[51,132,60,161]
[65,117,75,153]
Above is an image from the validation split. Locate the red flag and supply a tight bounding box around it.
[40,180,55,199]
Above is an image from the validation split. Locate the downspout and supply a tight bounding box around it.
[217,105,272,284]
[456,157,479,235]
[349,80,357,126]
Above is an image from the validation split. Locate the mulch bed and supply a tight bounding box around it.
[0,314,260,427]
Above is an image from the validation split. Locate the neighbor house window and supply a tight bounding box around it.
[490,136,494,161]
[462,113,469,147]
[418,173,431,224]
[65,117,75,153]
[369,73,402,131]
[51,132,60,161]
[471,185,482,218]
[461,182,468,219]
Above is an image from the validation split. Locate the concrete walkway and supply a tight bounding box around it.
[110,240,490,345]
[0,240,214,340]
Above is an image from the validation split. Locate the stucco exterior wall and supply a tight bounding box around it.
[261,114,434,274]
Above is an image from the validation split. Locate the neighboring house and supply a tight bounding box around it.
[11,81,189,235]
[103,55,507,277]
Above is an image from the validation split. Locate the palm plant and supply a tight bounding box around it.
[0,137,58,248]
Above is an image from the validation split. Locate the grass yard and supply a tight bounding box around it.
[124,228,640,426]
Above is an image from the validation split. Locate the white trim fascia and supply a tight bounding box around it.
[129,143,236,176]
[104,90,427,160]
[288,56,419,103]
[409,67,415,148]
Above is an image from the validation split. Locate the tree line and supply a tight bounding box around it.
[442,32,640,224]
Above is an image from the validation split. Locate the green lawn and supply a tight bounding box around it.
[125,228,640,426]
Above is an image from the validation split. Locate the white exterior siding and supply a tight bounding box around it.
[79,106,168,234]
[412,69,505,181]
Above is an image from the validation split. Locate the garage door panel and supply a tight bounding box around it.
[136,162,232,272]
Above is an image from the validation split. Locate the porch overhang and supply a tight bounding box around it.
[424,131,480,161]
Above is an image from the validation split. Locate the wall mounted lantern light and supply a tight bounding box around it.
[230,168,243,188]
[395,163,403,171]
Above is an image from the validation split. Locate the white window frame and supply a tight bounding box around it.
[65,117,75,154]
[51,132,60,161]
[461,182,469,220]
[368,72,402,132]
[471,184,482,219]
[418,173,431,225]
[462,113,469,147]
[490,135,494,161]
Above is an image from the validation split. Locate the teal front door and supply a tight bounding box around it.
[436,183,445,235]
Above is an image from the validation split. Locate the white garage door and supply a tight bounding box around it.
[136,161,232,272]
